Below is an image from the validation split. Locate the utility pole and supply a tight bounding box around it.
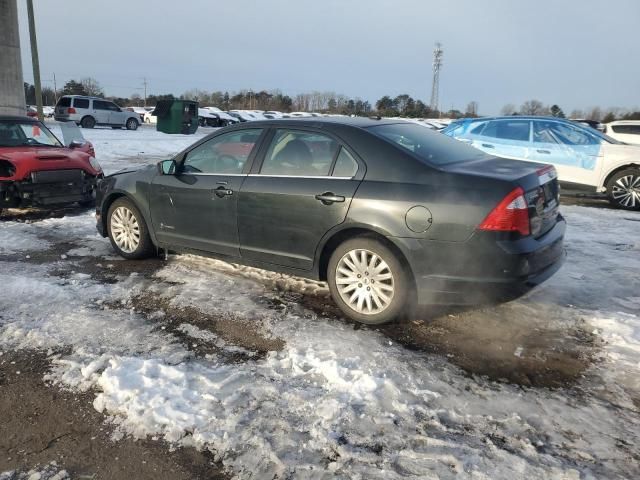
[0,0,26,115]
[26,0,43,120]
[143,77,147,107]
[430,42,443,114]
[53,72,58,102]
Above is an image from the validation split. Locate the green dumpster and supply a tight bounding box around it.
[155,100,199,134]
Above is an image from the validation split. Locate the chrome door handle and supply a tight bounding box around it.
[481,143,495,149]
[214,186,233,197]
[315,192,345,205]
[536,149,551,154]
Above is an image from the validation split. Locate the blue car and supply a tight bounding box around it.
[443,116,640,210]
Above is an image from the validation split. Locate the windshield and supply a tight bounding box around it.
[0,121,63,148]
[368,122,488,166]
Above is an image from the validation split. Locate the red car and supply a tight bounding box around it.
[0,115,103,215]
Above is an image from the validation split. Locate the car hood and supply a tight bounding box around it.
[108,164,155,177]
[0,146,98,180]
[0,146,89,163]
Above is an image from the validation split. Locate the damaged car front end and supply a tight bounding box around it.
[0,116,103,214]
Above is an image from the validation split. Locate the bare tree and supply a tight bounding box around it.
[465,101,479,117]
[519,99,546,116]
[500,103,517,116]
[586,107,602,121]
[80,77,104,97]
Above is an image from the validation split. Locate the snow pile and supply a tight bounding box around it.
[0,463,69,480]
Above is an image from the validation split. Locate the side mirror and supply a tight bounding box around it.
[69,140,86,148]
[158,159,177,175]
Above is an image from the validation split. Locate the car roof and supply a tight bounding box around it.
[0,115,39,123]
[59,95,103,99]
[608,120,640,125]
[229,116,406,130]
[461,115,581,123]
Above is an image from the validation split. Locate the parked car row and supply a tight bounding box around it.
[443,116,640,209]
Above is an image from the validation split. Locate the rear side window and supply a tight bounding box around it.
[369,123,487,166]
[261,130,339,176]
[57,97,71,107]
[332,148,358,177]
[73,98,89,109]
[611,125,640,135]
[481,120,530,142]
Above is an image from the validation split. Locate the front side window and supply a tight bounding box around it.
[260,130,339,176]
[93,100,109,110]
[481,120,531,142]
[107,102,121,112]
[182,129,262,174]
[545,122,599,146]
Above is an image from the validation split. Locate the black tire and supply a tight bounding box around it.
[125,118,139,130]
[606,168,640,210]
[327,237,411,325]
[107,197,154,259]
[80,116,96,129]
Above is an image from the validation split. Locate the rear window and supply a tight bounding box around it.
[57,97,71,107]
[73,98,89,109]
[369,123,487,166]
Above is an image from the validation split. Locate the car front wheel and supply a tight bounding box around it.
[107,198,154,259]
[606,168,640,210]
[328,237,411,324]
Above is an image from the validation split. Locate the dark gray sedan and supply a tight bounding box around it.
[96,118,566,324]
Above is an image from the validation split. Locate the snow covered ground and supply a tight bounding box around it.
[1,127,639,479]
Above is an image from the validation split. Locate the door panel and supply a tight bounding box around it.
[149,128,265,256]
[530,120,602,186]
[238,176,359,269]
[150,173,244,257]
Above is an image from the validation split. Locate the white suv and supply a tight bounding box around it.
[443,116,640,210]
[54,95,140,130]
[604,121,640,145]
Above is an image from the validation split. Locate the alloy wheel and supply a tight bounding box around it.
[335,248,395,315]
[611,174,640,208]
[110,206,141,253]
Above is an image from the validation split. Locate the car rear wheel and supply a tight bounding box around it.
[126,118,139,130]
[80,116,96,129]
[107,198,154,259]
[328,237,410,324]
[606,168,640,210]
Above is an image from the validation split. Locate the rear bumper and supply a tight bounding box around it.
[393,216,567,306]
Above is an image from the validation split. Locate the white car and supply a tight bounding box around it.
[604,121,640,145]
[143,109,157,124]
[444,116,640,209]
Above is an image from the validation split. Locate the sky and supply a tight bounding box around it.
[16,0,640,115]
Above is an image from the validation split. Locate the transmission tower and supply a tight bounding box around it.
[430,42,443,113]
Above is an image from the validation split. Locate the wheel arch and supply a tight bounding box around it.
[315,225,415,289]
[602,162,640,191]
[101,191,158,246]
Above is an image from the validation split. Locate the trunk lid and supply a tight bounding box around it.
[444,156,560,238]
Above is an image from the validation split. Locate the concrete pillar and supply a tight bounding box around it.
[0,0,26,116]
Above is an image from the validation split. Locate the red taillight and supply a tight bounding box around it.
[68,107,76,114]
[479,187,530,236]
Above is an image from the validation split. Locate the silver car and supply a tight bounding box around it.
[54,95,140,130]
